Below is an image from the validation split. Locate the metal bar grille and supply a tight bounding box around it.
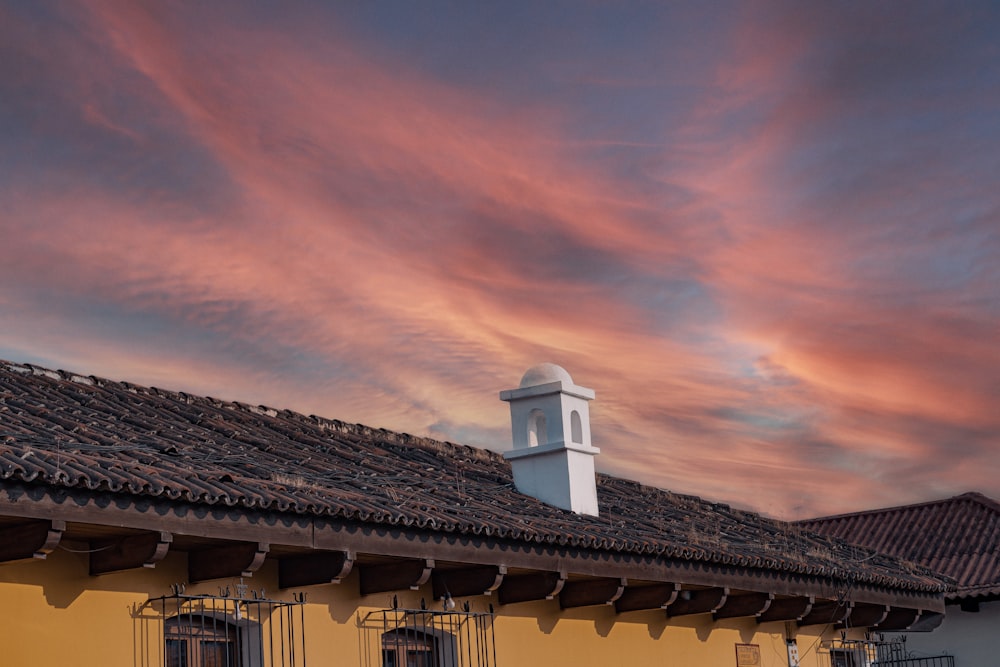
[134,585,307,667]
[824,638,954,667]
[359,602,496,667]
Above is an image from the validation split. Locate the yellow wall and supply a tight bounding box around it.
[0,548,852,667]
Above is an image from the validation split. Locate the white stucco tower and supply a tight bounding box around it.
[500,363,600,517]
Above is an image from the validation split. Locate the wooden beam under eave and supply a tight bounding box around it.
[560,577,627,609]
[497,571,566,605]
[359,559,435,596]
[432,565,506,600]
[0,519,65,562]
[615,583,680,613]
[667,587,728,617]
[837,603,889,629]
[798,600,853,627]
[715,592,774,620]
[907,611,944,632]
[757,596,814,623]
[278,550,354,589]
[188,542,269,583]
[90,531,172,575]
[875,607,921,631]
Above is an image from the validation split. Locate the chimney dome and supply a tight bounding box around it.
[519,362,573,388]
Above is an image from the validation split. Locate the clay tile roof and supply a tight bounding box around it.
[799,493,1000,601]
[0,360,948,594]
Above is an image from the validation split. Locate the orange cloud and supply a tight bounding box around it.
[2,1,998,519]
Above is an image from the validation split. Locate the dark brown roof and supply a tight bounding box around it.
[800,493,1000,601]
[0,360,946,594]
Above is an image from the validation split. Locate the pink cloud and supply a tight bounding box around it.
[2,2,997,520]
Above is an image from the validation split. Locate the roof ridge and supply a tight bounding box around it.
[800,491,1000,524]
[951,491,1000,514]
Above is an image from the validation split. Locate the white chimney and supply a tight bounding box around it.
[500,363,600,516]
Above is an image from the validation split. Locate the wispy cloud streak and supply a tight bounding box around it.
[1,1,998,518]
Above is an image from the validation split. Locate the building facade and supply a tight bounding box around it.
[0,361,949,666]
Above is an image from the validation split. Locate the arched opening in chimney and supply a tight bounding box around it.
[570,410,583,444]
[527,409,547,447]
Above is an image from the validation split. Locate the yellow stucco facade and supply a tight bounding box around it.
[0,547,857,667]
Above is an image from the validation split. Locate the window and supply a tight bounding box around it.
[166,615,240,667]
[829,649,860,667]
[360,605,495,667]
[382,629,437,667]
[823,637,955,667]
[137,588,306,667]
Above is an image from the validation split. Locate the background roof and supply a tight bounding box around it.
[800,493,1000,601]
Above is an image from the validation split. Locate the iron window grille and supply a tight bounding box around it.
[822,636,954,667]
[359,598,496,667]
[134,583,307,667]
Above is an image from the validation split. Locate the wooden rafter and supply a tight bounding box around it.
[714,592,774,620]
[838,603,889,629]
[908,611,943,631]
[432,565,506,600]
[667,587,729,617]
[615,582,680,613]
[90,531,172,575]
[560,577,627,608]
[497,571,566,605]
[278,550,354,589]
[875,607,921,631]
[359,559,434,595]
[0,519,64,562]
[757,596,814,623]
[798,600,853,627]
[188,542,269,582]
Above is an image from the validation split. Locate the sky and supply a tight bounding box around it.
[1,1,998,519]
